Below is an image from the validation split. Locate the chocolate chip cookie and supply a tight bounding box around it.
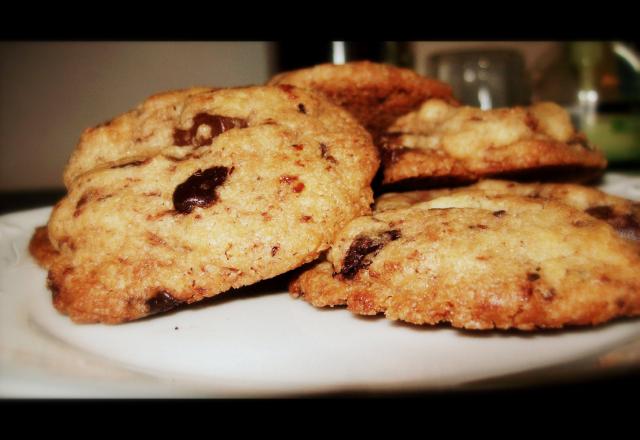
[268,61,456,144]
[42,85,379,323]
[375,180,640,245]
[290,187,640,330]
[380,99,607,188]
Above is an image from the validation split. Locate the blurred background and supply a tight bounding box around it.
[1,41,639,205]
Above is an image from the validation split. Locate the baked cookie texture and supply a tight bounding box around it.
[374,180,640,245]
[29,225,59,270]
[43,85,379,323]
[290,185,640,330]
[380,99,607,187]
[267,61,456,143]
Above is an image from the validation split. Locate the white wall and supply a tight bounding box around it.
[0,42,270,190]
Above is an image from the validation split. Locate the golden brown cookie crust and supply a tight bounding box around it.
[380,100,607,187]
[268,61,456,142]
[28,225,59,270]
[290,190,640,330]
[46,85,379,323]
[376,180,640,245]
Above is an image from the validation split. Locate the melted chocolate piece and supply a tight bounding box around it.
[173,113,247,147]
[527,273,541,282]
[585,205,640,242]
[340,229,401,280]
[298,103,306,114]
[585,205,614,220]
[173,166,230,214]
[146,291,183,315]
[493,210,507,218]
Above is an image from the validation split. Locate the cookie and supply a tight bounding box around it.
[380,99,607,188]
[471,180,640,244]
[374,180,640,244]
[64,87,214,188]
[268,61,456,143]
[290,190,640,330]
[44,85,379,323]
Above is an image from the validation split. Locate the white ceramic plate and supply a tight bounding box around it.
[2,172,640,397]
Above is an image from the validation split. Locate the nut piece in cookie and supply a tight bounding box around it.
[291,189,640,330]
[268,61,456,144]
[380,100,607,188]
[45,85,379,323]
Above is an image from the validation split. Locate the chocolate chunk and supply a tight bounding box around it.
[146,290,183,315]
[340,237,383,280]
[585,205,640,242]
[340,229,401,279]
[527,273,540,282]
[173,166,230,214]
[298,103,306,114]
[612,215,640,242]
[493,210,507,217]
[585,205,614,220]
[271,245,280,256]
[173,113,247,147]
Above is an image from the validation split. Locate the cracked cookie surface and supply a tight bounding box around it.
[39,85,379,323]
[290,186,640,330]
[374,180,640,246]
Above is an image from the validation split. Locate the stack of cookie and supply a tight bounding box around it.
[30,61,640,330]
